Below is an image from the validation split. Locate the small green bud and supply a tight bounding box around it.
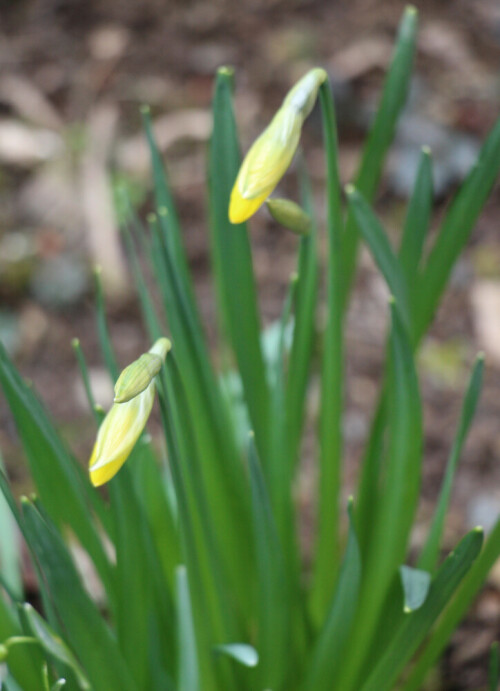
[114,338,171,403]
[266,198,312,236]
[114,354,162,403]
[0,643,8,661]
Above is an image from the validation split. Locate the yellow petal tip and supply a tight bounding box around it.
[229,188,268,224]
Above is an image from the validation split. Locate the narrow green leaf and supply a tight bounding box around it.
[416,113,500,338]
[303,499,361,691]
[404,518,500,691]
[0,597,45,690]
[22,604,90,690]
[399,565,431,612]
[213,644,259,668]
[93,267,119,381]
[346,185,411,328]
[248,433,290,690]
[337,298,422,691]
[159,357,241,690]
[71,339,100,425]
[418,354,484,572]
[131,444,180,593]
[141,107,195,304]
[399,147,433,293]
[369,298,422,599]
[107,467,161,689]
[176,566,200,691]
[341,5,418,303]
[489,641,499,691]
[311,76,344,623]
[0,455,21,600]
[0,345,112,592]
[119,196,163,342]
[269,272,299,553]
[21,499,138,691]
[362,528,483,691]
[149,215,255,627]
[2,676,24,691]
[286,164,319,466]
[209,67,271,461]
[354,390,387,558]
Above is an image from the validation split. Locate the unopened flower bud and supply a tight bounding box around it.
[229,68,328,225]
[114,338,171,403]
[89,337,171,487]
[266,198,312,236]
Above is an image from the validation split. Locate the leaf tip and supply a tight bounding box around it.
[218,65,235,77]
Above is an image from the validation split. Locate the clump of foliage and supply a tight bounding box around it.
[1,6,500,690]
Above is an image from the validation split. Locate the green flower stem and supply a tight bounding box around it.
[310,79,344,625]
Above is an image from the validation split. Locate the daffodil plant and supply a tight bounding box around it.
[1,6,500,691]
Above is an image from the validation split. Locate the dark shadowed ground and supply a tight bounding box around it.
[1,1,500,687]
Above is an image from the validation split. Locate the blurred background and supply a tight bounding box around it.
[1,0,500,686]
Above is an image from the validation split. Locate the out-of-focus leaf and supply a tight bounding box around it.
[362,529,483,691]
[418,354,484,572]
[176,566,200,691]
[341,5,418,303]
[22,604,90,690]
[303,499,361,690]
[209,67,271,461]
[21,499,138,691]
[399,566,431,612]
[0,344,112,593]
[214,644,258,668]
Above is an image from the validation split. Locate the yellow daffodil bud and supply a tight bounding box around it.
[229,68,327,225]
[89,384,155,487]
[266,198,312,236]
[89,337,171,487]
[114,338,171,403]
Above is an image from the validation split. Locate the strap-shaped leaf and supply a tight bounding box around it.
[311,77,344,623]
[22,604,90,690]
[286,165,319,467]
[176,566,200,691]
[336,298,422,691]
[346,186,411,329]
[20,499,138,691]
[418,354,484,572]
[303,499,361,690]
[416,113,500,338]
[0,344,112,592]
[361,528,483,691]
[404,517,500,690]
[341,5,418,303]
[248,433,290,690]
[209,67,270,460]
[399,147,433,290]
